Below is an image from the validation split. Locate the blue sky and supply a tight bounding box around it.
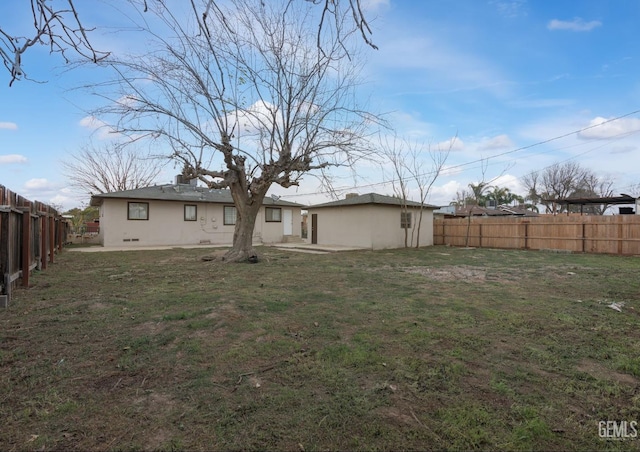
[2,0,640,211]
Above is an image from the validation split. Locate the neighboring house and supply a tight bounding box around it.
[305,193,439,249]
[435,205,539,218]
[90,182,303,247]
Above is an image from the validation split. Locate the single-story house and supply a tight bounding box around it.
[305,193,439,249]
[90,182,303,248]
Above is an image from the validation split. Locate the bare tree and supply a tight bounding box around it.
[381,134,450,248]
[93,0,377,262]
[61,142,164,195]
[521,172,541,207]
[406,139,451,247]
[572,172,615,214]
[521,162,613,214]
[625,183,640,198]
[381,135,412,248]
[2,0,376,87]
[0,0,109,86]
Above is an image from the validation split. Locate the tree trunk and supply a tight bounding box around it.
[415,207,423,248]
[223,200,262,263]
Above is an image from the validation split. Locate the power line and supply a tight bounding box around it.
[279,108,640,199]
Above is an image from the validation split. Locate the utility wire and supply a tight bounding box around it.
[279,108,640,199]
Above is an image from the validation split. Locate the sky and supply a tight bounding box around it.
[1,0,640,211]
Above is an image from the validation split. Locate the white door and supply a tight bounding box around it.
[283,209,293,235]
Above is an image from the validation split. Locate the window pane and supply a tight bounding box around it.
[185,205,197,221]
[128,202,149,220]
[266,207,281,222]
[401,212,411,229]
[224,206,237,225]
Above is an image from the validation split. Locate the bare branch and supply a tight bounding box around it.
[1,0,109,86]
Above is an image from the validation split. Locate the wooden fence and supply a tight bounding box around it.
[0,184,68,306]
[434,215,640,255]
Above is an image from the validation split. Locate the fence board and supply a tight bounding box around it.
[434,215,640,255]
[0,184,67,306]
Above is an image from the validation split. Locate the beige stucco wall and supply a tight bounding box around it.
[306,204,434,249]
[99,199,301,247]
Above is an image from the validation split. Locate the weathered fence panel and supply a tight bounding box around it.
[434,215,640,255]
[0,184,67,306]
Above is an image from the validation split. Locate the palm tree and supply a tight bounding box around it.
[468,182,490,206]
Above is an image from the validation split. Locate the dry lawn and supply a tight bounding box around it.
[1,245,640,451]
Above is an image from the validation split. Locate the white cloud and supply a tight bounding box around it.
[24,178,55,190]
[509,97,575,109]
[578,116,640,140]
[49,194,73,207]
[440,164,463,177]
[116,95,138,108]
[478,134,514,151]
[491,0,528,19]
[435,136,464,152]
[361,0,389,11]
[0,122,17,130]
[428,180,463,206]
[386,111,436,139]
[609,145,637,155]
[490,174,523,193]
[547,18,601,32]
[371,34,511,98]
[0,154,27,164]
[79,115,118,139]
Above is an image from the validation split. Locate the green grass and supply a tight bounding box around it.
[1,245,640,450]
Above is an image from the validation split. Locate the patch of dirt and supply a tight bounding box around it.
[136,321,166,335]
[93,372,141,392]
[576,359,638,385]
[374,406,418,427]
[199,249,229,262]
[401,265,486,282]
[206,303,244,321]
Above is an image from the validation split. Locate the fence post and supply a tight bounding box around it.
[618,219,623,255]
[49,215,55,264]
[40,209,48,270]
[0,209,9,307]
[0,206,12,306]
[21,201,31,287]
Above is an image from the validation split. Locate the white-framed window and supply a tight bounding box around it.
[128,202,149,220]
[265,207,282,222]
[224,206,237,225]
[184,204,197,221]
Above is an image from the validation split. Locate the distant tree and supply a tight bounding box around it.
[409,139,451,247]
[61,142,164,195]
[626,183,640,198]
[64,205,99,234]
[451,189,471,207]
[569,172,615,215]
[521,162,614,214]
[381,134,450,248]
[486,186,524,207]
[468,181,490,206]
[521,172,542,207]
[381,135,412,248]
